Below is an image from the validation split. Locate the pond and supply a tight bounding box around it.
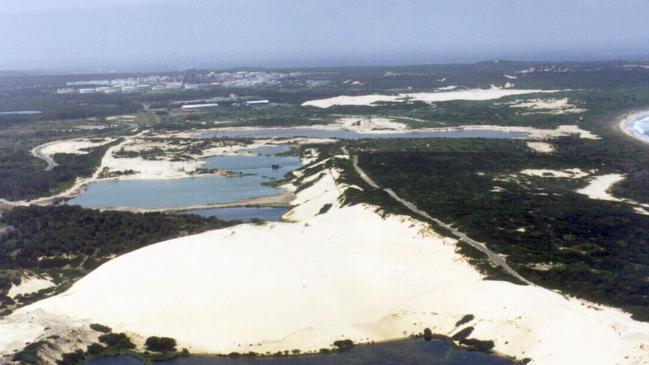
[68,146,300,211]
[84,339,517,365]
[182,206,288,222]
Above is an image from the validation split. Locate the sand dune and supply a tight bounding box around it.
[2,163,648,364]
[302,86,559,108]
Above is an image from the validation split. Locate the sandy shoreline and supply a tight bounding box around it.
[618,109,649,144]
[0,134,302,211]
[104,191,295,214]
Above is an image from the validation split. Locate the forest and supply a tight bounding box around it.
[338,135,649,320]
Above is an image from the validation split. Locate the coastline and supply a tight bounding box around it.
[618,109,649,144]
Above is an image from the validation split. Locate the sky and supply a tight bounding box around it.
[1,0,648,72]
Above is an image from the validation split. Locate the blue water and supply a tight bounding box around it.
[199,128,527,140]
[204,154,301,180]
[83,339,517,365]
[68,175,282,209]
[182,207,288,221]
[631,115,649,138]
[69,147,300,210]
[243,145,292,155]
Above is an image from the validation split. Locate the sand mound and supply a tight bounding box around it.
[3,167,649,364]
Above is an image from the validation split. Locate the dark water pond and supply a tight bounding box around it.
[84,339,517,365]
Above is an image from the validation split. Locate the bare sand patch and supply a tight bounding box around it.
[506,98,586,114]
[576,174,626,202]
[302,87,560,108]
[8,275,55,298]
[526,142,555,153]
[520,168,590,179]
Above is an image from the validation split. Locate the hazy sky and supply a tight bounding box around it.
[1,0,648,72]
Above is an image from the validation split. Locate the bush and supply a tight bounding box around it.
[451,327,474,341]
[144,336,177,353]
[423,328,433,341]
[86,343,105,355]
[332,339,354,351]
[459,338,495,352]
[58,350,86,365]
[454,314,475,327]
[89,323,112,333]
[98,333,135,350]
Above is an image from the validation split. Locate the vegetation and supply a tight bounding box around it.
[0,205,235,310]
[98,333,135,350]
[0,205,234,268]
[0,139,121,201]
[332,339,354,351]
[144,336,177,353]
[340,133,649,320]
[89,323,112,333]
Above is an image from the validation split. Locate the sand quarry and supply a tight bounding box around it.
[1,158,649,365]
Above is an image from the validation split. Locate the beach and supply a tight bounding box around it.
[619,110,649,144]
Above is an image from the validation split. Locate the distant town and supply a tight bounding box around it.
[55,70,330,95]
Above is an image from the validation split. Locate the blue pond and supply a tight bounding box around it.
[68,146,300,210]
[182,207,288,221]
[84,339,517,365]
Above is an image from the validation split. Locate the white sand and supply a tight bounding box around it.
[521,168,590,179]
[526,142,555,153]
[302,87,560,108]
[576,174,626,202]
[2,162,649,364]
[507,98,586,114]
[329,116,407,132]
[575,170,649,215]
[8,276,55,298]
[534,125,599,140]
[39,138,112,156]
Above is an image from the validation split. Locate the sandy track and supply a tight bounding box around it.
[30,143,58,171]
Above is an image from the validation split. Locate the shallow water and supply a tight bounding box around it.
[631,114,649,140]
[199,128,527,140]
[67,175,282,209]
[83,339,516,365]
[182,207,288,221]
[69,147,300,210]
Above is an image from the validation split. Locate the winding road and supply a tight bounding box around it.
[31,143,58,171]
[343,146,532,285]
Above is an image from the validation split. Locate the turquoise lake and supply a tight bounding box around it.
[68,146,300,210]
